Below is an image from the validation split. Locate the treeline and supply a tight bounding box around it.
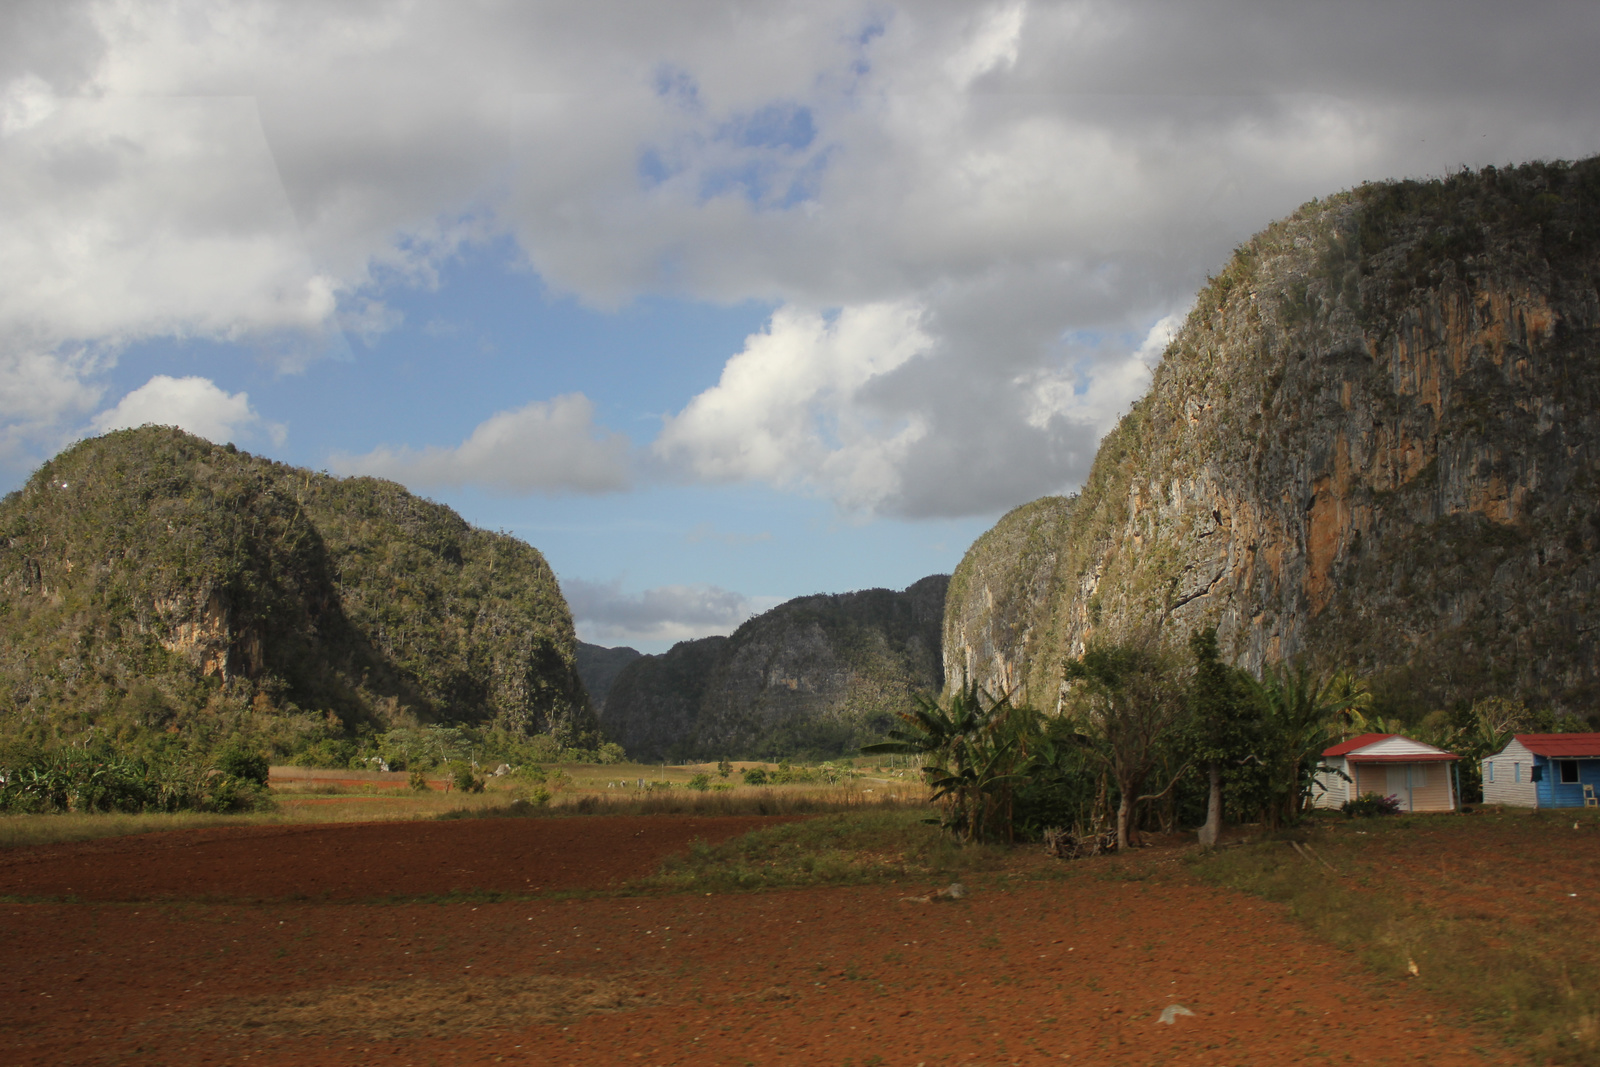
[0,720,634,815]
[290,724,626,772]
[870,628,1592,848]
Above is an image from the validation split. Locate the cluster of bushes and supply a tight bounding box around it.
[866,626,1595,850]
[0,743,273,815]
[1341,792,1403,818]
[737,759,856,787]
[294,725,627,773]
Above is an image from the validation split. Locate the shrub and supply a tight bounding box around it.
[716,759,732,778]
[214,747,269,787]
[688,773,711,792]
[408,767,430,792]
[519,785,553,807]
[742,767,769,786]
[450,764,485,794]
[291,738,358,769]
[1342,791,1402,817]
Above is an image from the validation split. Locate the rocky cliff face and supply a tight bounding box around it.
[0,427,593,747]
[600,575,948,760]
[946,160,1600,716]
[574,642,642,715]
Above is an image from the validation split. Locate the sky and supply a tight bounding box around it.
[4,1,1600,652]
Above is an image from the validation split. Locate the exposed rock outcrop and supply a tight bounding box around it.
[946,160,1600,715]
[600,575,948,760]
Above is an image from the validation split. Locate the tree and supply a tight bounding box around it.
[1186,629,1257,848]
[1062,639,1188,851]
[1245,663,1355,827]
[863,680,1037,843]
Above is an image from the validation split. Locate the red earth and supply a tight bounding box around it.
[1,815,1519,1066]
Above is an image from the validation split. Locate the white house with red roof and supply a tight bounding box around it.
[1314,733,1461,812]
[1482,734,1600,809]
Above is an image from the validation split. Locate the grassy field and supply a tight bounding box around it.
[1190,807,1600,1065]
[0,758,930,850]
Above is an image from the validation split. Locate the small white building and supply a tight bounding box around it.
[1314,733,1460,812]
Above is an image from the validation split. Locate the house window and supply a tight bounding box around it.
[1487,762,1494,783]
[1514,763,1521,783]
[1559,761,1579,784]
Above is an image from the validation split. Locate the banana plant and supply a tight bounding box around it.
[864,679,1037,842]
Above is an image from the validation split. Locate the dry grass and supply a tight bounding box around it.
[442,784,929,821]
[1190,810,1600,1066]
[2,777,931,850]
[0,810,292,850]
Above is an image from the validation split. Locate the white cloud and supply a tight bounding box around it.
[331,393,629,494]
[5,1,1600,509]
[91,375,282,446]
[653,301,934,511]
[563,577,780,647]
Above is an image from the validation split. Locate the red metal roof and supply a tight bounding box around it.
[1323,733,1393,757]
[1322,733,1458,762]
[1514,733,1600,758]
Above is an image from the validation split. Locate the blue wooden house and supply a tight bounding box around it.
[1481,733,1600,809]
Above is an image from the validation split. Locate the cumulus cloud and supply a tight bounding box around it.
[6,1,1600,507]
[562,578,779,647]
[91,374,283,446]
[653,302,934,511]
[330,394,629,494]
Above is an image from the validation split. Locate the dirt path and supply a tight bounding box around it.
[1,815,1515,1066]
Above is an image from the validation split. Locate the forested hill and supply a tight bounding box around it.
[0,427,593,754]
[597,575,948,761]
[946,158,1600,718]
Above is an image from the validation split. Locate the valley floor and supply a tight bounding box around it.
[0,814,1535,1066]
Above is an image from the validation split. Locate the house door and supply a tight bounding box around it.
[1386,765,1412,811]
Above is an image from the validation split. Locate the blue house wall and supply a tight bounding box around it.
[1533,756,1600,808]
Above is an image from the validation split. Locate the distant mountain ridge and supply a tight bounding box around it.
[575,642,642,714]
[0,427,593,753]
[597,575,949,760]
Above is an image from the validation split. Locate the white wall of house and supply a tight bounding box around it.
[1313,756,1351,809]
[1353,736,1450,760]
[1483,738,1540,807]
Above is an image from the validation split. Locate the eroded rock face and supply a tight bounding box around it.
[599,575,948,760]
[946,160,1600,714]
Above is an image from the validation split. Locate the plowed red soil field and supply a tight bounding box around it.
[1,815,1515,1066]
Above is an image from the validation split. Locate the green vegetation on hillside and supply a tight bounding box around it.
[0,427,593,768]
